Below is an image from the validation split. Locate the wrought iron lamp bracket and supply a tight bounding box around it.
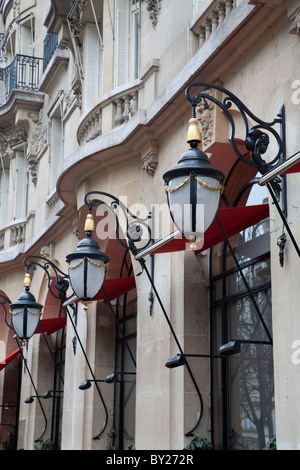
[23,256,70,300]
[84,191,152,258]
[185,82,286,196]
[0,293,13,330]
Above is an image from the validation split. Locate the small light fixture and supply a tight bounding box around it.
[78,380,92,390]
[25,396,34,404]
[66,213,109,310]
[163,118,225,249]
[9,273,43,345]
[105,372,119,383]
[165,353,186,368]
[42,390,53,399]
[218,340,241,356]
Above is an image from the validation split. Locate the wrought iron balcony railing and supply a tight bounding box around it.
[43,33,58,71]
[0,54,42,105]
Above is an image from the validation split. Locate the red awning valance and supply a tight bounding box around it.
[0,347,22,371]
[151,204,269,255]
[35,317,67,335]
[94,277,136,302]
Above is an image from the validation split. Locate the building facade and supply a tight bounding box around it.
[0,0,299,451]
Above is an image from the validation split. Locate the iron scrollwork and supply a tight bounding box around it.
[185,81,286,196]
[84,191,152,259]
[24,256,70,300]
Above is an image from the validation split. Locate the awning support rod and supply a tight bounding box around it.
[134,229,180,260]
[258,150,300,186]
[266,182,300,258]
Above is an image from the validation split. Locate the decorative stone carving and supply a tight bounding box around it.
[0,33,7,63]
[289,7,300,35]
[196,90,214,148]
[67,0,88,44]
[27,111,42,155]
[27,156,38,186]
[40,245,51,259]
[73,79,82,110]
[67,0,87,82]
[141,139,159,176]
[0,127,28,159]
[142,153,158,176]
[13,0,21,18]
[195,86,232,152]
[145,0,162,29]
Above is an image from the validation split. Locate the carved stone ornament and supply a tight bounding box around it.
[141,138,159,176]
[27,156,38,186]
[0,128,28,159]
[13,0,21,18]
[195,89,214,148]
[289,7,300,35]
[142,153,158,176]
[145,0,162,29]
[27,111,43,155]
[40,245,51,259]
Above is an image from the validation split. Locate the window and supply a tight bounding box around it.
[131,0,140,80]
[50,116,64,192]
[114,0,140,87]
[83,23,101,112]
[14,150,28,220]
[0,165,9,228]
[210,180,274,450]
[19,16,35,56]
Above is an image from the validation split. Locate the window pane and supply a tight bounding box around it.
[228,341,275,449]
[210,180,274,450]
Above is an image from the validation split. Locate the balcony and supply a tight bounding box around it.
[43,33,58,71]
[0,54,43,106]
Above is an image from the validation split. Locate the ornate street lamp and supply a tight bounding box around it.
[66,213,110,310]
[163,116,225,247]
[65,190,152,308]
[163,81,287,249]
[9,273,43,346]
[8,256,70,344]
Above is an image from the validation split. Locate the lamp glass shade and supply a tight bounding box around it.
[10,291,43,342]
[68,256,108,300]
[66,234,109,301]
[163,144,225,241]
[166,174,222,241]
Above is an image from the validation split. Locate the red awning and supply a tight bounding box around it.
[282,161,300,175]
[151,204,269,255]
[35,317,67,335]
[95,277,136,302]
[0,347,22,371]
